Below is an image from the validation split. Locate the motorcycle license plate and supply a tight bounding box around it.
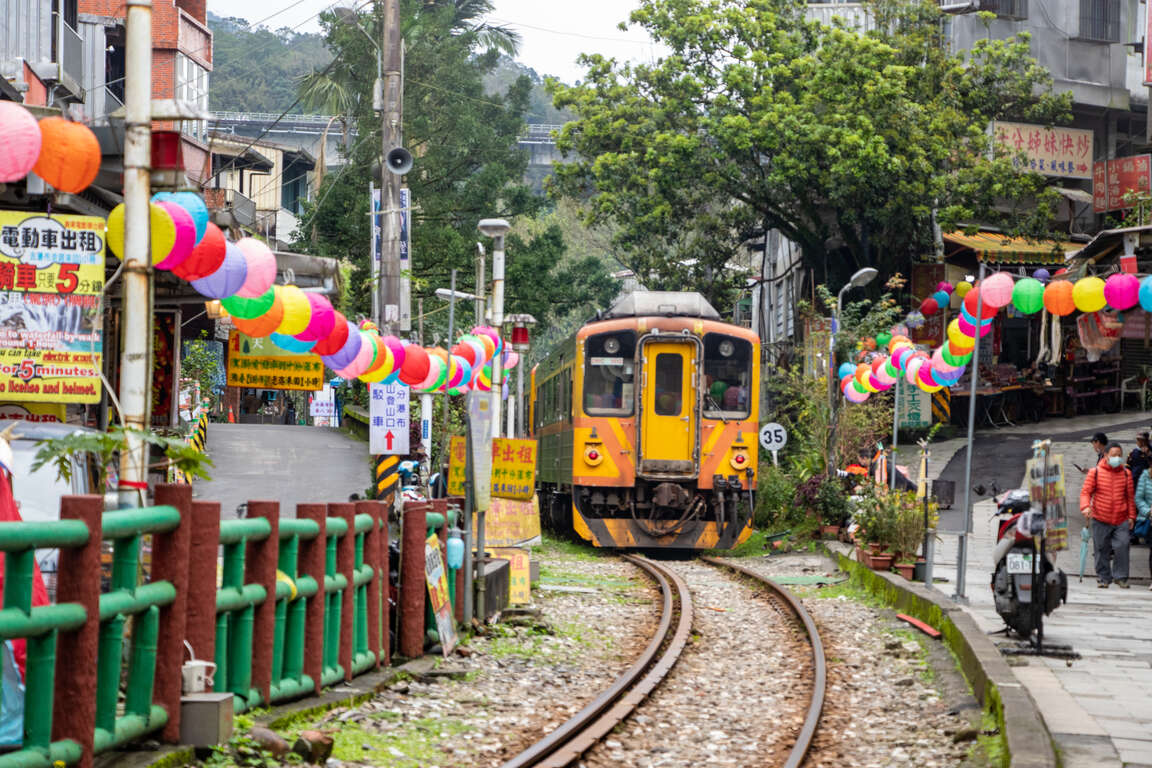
[1006,553,1034,574]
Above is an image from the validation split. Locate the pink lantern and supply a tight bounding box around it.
[235,238,277,298]
[152,201,195,271]
[931,347,963,374]
[297,294,335,342]
[416,355,446,391]
[0,102,42,183]
[1104,273,1140,311]
[917,363,940,388]
[905,356,925,385]
[957,314,992,338]
[980,272,1014,309]
[382,335,406,371]
[936,281,954,294]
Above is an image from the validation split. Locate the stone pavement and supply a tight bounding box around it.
[899,411,1152,767]
[196,423,373,519]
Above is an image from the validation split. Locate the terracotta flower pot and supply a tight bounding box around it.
[869,554,894,571]
[821,524,841,539]
[869,542,883,554]
[894,562,916,580]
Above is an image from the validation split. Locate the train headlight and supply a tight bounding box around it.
[603,337,621,354]
[583,445,604,466]
[718,339,735,357]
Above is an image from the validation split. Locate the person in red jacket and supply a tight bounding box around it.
[1080,443,1137,588]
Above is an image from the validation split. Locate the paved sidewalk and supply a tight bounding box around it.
[904,413,1152,767]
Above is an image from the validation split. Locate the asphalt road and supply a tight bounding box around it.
[195,423,373,518]
[934,415,1152,531]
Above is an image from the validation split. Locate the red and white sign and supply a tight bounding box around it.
[1092,155,1152,212]
[1145,2,1152,85]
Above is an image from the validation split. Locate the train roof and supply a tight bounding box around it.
[599,291,720,320]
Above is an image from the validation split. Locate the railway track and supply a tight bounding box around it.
[502,554,826,768]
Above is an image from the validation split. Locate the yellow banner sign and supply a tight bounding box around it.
[447,436,538,500]
[226,331,324,391]
[493,547,531,605]
[0,211,105,403]
[0,402,66,422]
[471,496,541,549]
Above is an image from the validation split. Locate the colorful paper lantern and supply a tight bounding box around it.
[1011,277,1044,315]
[957,314,991,338]
[275,285,312,337]
[963,287,998,319]
[312,312,351,357]
[1104,273,1140,311]
[936,281,954,294]
[269,332,316,354]
[321,320,363,370]
[1139,277,1152,312]
[153,191,209,245]
[191,239,248,299]
[1072,276,1106,313]
[955,281,972,299]
[905,356,926,385]
[32,117,100,193]
[942,346,971,367]
[932,290,950,308]
[106,202,177,264]
[876,332,892,349]
[152,201,195,271]
[360,338,397,383]
[335,332,376,379]
[838,362,857,380]
[174,222,227,281]
[1032,268,1050,284]
[0,102,42,183]
[235,238,277,298]
[296,293,335,342]
[1043,280,1076,316]
[398,344,431,385]
[221,286,275,319]
[415,355,446,391]
[231,287,285,338]
[920,296,939,316]
[980,272,1015,309]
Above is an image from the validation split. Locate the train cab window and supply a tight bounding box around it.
[583,331,636,415]
[703,334,752,419]
[653,353,683,415]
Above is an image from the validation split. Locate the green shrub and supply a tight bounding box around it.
[756,464,804,530]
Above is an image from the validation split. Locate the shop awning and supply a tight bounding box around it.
[943,230,1079,264]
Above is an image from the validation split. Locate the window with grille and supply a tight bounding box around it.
[1077,0,1121,43]
[980,0,1027,20]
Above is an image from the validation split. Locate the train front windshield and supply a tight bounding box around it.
[584,331,637,415]
[703,334,752,418]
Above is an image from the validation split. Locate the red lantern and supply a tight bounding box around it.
[312,311,351,356]
[398,344,431,385]
[963,286,998,320]
[32,117,101,194]
[173,223,227,281]
[920,297,939,316]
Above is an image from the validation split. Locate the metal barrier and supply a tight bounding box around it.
[0,487,391,768]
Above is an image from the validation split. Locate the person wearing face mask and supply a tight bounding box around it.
[1080,443,1137,588]
[1129,433,1152,484]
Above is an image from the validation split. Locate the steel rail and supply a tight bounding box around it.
[701,556,826,768]
[500,555,693,768]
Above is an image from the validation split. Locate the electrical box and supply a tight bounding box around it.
[180,692,234,747]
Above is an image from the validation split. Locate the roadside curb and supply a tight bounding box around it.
[835,552,1056,768]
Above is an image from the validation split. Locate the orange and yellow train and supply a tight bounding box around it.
[529,291,759,550]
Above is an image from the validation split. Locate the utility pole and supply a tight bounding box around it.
[475,243,486,326]
[377,0,403,332]
[478,220,510,439]
[118,0,154,507]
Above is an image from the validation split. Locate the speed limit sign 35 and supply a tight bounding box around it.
[759,422,787,465]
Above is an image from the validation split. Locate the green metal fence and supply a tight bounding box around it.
[214,517,271,713]
[269,518,319,703]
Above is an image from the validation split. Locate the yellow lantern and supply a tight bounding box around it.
[1072,276,1106,314]
[275,285,312,337]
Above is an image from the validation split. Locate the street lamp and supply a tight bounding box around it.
[828,267,879,411]
[478,218,510,440]
[434,288,478,302]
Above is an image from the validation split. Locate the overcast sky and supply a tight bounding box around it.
[205,0,662,83]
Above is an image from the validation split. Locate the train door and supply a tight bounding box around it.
[638,337,700,477]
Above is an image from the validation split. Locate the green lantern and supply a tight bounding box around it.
[221,286,275,319]
[1012,277,1045,315]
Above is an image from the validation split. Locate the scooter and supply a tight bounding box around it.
[978,482,1068,638]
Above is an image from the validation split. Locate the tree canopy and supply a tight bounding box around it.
[548,0,1072,307]
[293,0,618,345]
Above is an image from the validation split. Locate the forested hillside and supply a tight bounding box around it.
[208,14,571,123]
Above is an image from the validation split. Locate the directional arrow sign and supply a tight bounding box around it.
[369,382,410,455]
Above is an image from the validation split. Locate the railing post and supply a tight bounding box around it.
[151,484,192,743]
[356,500,385,669]
[52,494,102,768]
[297,504,327,695]
[330,503,355,683]
[246,501,279,707]
[448,496,465,623]
[185,501,220,685]
[399,501,428,659]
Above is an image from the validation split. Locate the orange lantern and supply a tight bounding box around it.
[232,286,285,338]
[1043,280,1076,317]
[32,117,101,194]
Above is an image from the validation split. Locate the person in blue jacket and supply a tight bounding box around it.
[1134,466,1152,582]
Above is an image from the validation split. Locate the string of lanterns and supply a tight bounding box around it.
[841,268,1151,404]
[0,98,515,396]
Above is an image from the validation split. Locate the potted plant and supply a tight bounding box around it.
[851,488,896,570]
[888,490,938,579]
